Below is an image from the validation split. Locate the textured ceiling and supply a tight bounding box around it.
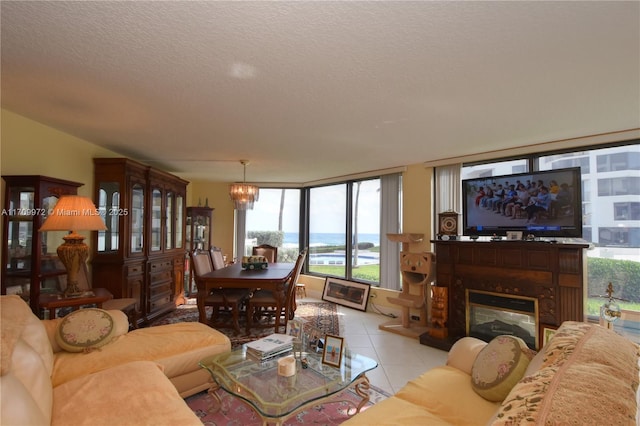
[1,1,639,184]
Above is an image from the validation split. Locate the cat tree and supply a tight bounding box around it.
[379,233,436,339]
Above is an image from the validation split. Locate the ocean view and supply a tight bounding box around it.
[283,232,380,247]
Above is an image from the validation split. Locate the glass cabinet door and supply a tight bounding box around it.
[131,184,145,254]
[175,195,183,249]
[166,192,173,250]
[151,189,162,252]
[97,182,120,253]
[4,186,36,295]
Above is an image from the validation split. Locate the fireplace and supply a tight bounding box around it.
[466,290,539,350]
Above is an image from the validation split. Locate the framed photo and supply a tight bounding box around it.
[321,334,344,368]
[322,277,371,311]
[543,327,557,347]
[506,231,523,241]
[286,319,303,341]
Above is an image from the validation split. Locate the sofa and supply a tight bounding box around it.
[344,321,640,425]
[0,295,231,425]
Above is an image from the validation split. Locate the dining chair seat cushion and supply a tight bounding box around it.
[205,289,250,304]
[249,289,279,304]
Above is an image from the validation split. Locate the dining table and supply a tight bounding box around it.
[197,262,296,330]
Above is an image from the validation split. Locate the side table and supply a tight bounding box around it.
[39,288,113,319]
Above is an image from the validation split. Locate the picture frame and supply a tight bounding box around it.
[321,334,344,368]
[506,231,523,241]
[322,277,371,311]
[543,327,557,347]
[285,319,303,341]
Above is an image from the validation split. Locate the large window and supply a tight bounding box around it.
[457,141,640,342]
[307,179,382,283]
[240,173,401,287]
[245,188,301,262]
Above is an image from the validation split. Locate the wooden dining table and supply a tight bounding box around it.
[197,262,295,330]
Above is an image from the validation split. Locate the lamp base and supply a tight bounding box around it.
[57,231,89,297]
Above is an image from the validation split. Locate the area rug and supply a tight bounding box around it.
[148,301,341,349]
[186,384,390,426]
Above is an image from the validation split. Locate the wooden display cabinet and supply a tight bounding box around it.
[184,206,214,295]
[91,158,187,324]
[1,175,83,313]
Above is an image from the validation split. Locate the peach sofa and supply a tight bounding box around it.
[0,295,231,425]
[344,321,640,425]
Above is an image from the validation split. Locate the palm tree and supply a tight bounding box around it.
[353,182,361,268]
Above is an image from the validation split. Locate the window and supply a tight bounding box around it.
[240,173,400,287]
[306,178,384,284]
[454,140,640,342]
[308,184,347,277]
[614,202,640,220]
[244,188,301,262]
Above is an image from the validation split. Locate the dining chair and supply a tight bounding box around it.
[252,244,278,263]
[190,249,250,334]
[245,249,307,334]
[209,247,226,270]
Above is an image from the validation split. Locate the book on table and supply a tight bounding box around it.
[246,333,294,359]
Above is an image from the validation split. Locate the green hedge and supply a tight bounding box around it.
[587,257,640,303]
[247,231,284,248]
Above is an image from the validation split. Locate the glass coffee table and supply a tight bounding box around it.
[199,346,378,425]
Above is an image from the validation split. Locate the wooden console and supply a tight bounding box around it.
[420,240,589,350]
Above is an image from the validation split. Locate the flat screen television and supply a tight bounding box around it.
[462,167,582,238]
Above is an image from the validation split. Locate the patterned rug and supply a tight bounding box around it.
[147,301,341,349]
[186,383,390,426]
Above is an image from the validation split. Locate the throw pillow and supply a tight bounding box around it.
[471,335,532,402]
[56,308,120,353]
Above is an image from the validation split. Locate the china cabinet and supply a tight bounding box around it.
[185,206,213,295]
[186,206,213,252]
[1,175,83,313]
[91,158,187,324]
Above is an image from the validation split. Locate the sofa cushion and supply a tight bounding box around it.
[343,365,500,426]
[52,360,201,426]
[446,336,487,375]
[493,322,640,425]
[55,308,126,352]
[51,321,230,386]
[471,335,531,402]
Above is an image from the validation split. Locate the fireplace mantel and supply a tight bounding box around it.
[420,240,589,350]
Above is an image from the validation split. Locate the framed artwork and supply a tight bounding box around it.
[286,319,303,341]
[543,327,557,347]
[321,334,344,368]
[322,277,371,311]
[507,231,523,241]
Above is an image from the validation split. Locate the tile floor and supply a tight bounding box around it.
[305,297,448,396]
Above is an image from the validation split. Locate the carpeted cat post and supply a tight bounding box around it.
[380,234,436,339]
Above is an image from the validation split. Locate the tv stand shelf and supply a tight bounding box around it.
[421,240,589,350]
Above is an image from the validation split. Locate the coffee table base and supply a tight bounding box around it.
[206,374,371,426]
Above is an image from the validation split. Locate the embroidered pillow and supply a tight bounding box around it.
[471,335,531,402]
[56,308,117,353]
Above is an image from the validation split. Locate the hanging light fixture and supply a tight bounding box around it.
[229,160,259,210]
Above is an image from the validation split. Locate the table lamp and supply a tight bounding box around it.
[39,195,107,297]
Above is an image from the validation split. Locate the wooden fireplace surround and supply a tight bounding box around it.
[420,240,589,350]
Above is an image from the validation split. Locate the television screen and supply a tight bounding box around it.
[462,167,582,238]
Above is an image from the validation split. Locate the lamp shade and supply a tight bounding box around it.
[39,195,107,232]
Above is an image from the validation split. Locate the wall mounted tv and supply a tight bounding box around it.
[462,167,582,238]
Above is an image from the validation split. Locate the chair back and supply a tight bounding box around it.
[210,247,226,270]
[190,249,213,278]
[252,244,278,263]
[285,249,307,313]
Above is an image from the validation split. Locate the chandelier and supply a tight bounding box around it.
[229,160,259,210]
